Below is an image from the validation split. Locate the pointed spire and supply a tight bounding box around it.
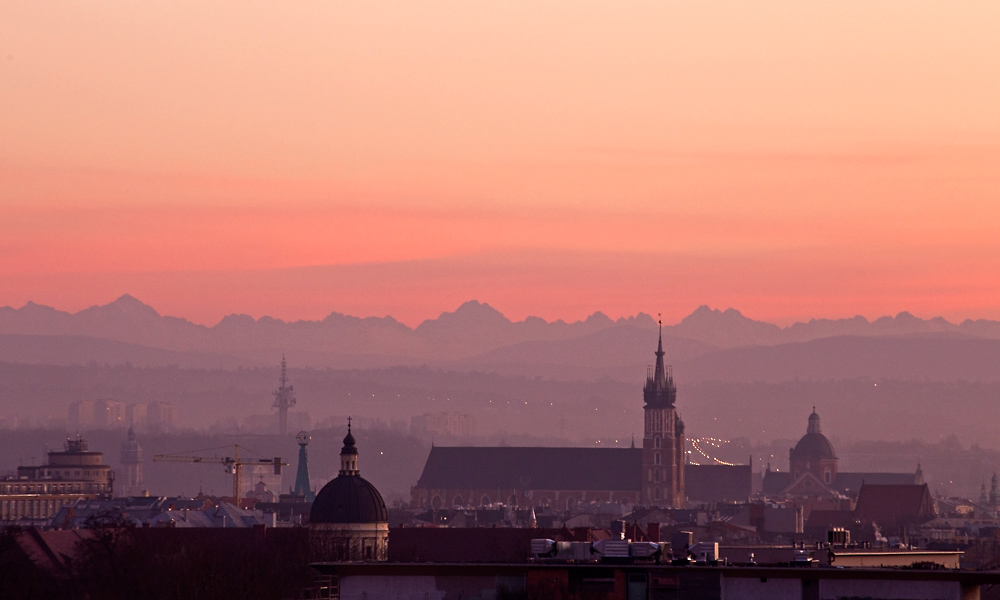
[294,431,315,501]
[643,313,677,408]
[653,316,666,388]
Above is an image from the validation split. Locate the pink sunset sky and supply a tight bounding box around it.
[2,2,999,327]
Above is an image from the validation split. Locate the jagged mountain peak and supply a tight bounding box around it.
[215,313,257,328]
[418,300,510,329]
[109,293,160,315]
[584,311,614,326]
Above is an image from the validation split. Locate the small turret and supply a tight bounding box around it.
[339,419,359,476]
[807,407,822,435]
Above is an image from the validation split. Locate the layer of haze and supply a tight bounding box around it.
[3,2,999,326]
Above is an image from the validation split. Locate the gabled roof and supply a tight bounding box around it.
[415,447,643,491]
[13,529,90,572]
[834,472,919,495]
[762,470,791,496]
[855,484,935,526]
[781,472,839,498]
[686,465,752,502]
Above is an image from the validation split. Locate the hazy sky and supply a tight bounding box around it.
[3,2,999,326]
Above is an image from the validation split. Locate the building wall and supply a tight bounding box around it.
[722,577,802,600]
[818,579,958,600]
[0,491,99,521]
[310,522,388,562]
[411,486,637,510]
[790,456,838,486]
[642,405,684,508]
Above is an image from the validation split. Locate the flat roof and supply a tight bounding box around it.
[310,562,1000,584]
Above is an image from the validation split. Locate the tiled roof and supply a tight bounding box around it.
[834,472,919,495]
[855,484,935,526]
[415,447,643,491]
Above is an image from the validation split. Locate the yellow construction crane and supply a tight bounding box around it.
[153,445,287,504]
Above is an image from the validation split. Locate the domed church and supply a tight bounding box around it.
[789,409,839,485]
[763,410,922,498]
[309,423,388,562]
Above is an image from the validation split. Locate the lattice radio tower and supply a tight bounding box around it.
[273,355,297,435]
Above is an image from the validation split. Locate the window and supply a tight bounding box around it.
[824,471,831,484]
[654,436,661,449]
[480,495,491,507]
[566,497,576,511]
[654,487,661,501]
[430,495,442,509]
[654,452,661,465]
[452,495,464,507]
[654,470,660,483]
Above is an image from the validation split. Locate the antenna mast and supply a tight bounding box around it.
[272,355,297,435]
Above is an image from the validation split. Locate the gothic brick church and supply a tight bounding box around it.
[410,328,750,510]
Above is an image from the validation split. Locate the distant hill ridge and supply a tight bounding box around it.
[2,296,1000,375]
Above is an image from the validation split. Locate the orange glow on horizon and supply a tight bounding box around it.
[2,2,999,328]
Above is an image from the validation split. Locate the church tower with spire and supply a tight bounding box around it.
[642,322,685,507]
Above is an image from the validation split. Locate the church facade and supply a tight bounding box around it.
[410,329,751,510]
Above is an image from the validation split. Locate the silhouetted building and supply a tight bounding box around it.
[310,423,388,561]
[410,412,477,438]
[119,425,144,496]
[762,410,923,498]
[67,399,126,430]
[412,446,643,510]
[855,483,935,535]
[1,435,114,522]
[411,331,749,509]
[147,401,176,432]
